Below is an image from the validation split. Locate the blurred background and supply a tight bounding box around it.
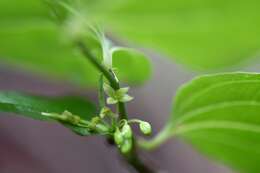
[1,0,260,172]
[0,54,235,173]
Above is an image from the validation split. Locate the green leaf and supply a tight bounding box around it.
[92,0,260,70]
[112,47,151,85]
[159,72,260,173]
[0,0,151,87]
[0,91,96,136]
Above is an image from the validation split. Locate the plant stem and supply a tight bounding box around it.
[98,74,105,109]
[76,41,119,89]
[76,41,127,120]
[138,126,172,151]
[117,102,127,119]
[77,40,157,173]
[123,142,157,173]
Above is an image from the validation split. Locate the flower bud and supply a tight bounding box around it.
[114,128,124,145]
[99,107,110,118]
[121,123,132,139]
[139,121,152,135]
[66,115,80,125]
[120,139,132,154]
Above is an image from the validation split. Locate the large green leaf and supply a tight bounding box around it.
[0,0,151,87]
[91,0,260,70]
[0,91,96,135]
[158,73,260,173]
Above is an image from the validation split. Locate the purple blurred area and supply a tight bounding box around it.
[0,55,232,173]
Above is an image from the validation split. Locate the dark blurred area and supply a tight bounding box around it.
[0,54,233,173]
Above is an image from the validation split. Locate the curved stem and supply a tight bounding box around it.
[138,126,172,151]
[128,119,143,124]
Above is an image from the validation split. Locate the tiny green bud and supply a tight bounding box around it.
[91,117,101,125]
[99,107,110,118]
[62,111,81,124]
[114,128,124,145]
[67,115,81,124]
[86,116,100,129]
[60,111,77,124]
[120,139,132,154]
[121,123,132,139]
[139,121,152,135]
[62,110,73,116]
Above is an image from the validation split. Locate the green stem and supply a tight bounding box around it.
[124,145,156,173]
[77,40,157,173]
[128,119,143,124]
[76,41,127,120]
[76,41,118,89]
[78,120,109,135]
[138,126,172,150]
[98,74,105,109]
[117,102,127,119]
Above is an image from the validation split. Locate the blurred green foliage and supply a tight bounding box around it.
[91,0,260,70]
[1,0,260,86]
[0,0,151,87]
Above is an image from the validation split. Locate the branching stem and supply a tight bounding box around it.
[76,41,127,120]
[77,40,158,173]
